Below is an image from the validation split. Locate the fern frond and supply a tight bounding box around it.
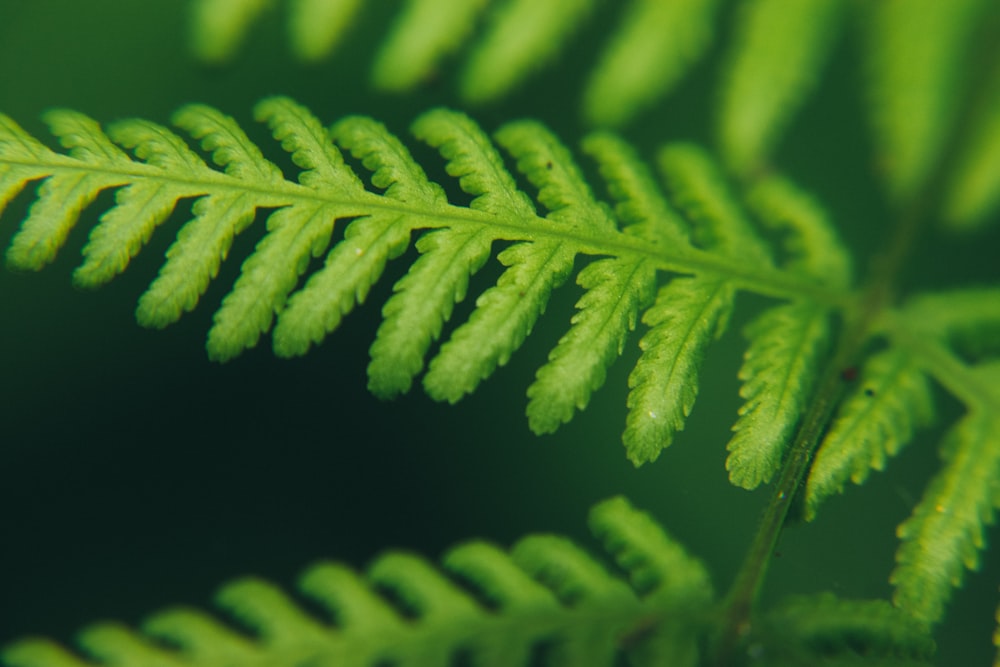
[860,0,992,203]
[0,497,716,667]
[804,347,935,520]
[716,0,845,175]
[0,99,846,472]
[582,0,722,127]
[891,408,1000,626]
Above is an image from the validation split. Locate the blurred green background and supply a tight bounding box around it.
[0,1,997,664]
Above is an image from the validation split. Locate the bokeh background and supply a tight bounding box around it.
[1,1,998,664]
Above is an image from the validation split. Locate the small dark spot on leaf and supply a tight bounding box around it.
[864,387,875,397]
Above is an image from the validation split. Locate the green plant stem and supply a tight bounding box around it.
[707,14,1000,656]
[711,196,926,666]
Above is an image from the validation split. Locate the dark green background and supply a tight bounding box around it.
[1,1,997,664]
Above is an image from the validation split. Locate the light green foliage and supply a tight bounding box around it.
[657,143,772,265]
[943,55,1000,230]
[0,99,836,466]
[625,277,734,465]
[583,0,721,127]
[892,410,1000,627]
[580,133,689,248]
[726,176,850,488]
[743,175,852,286]
[189,0,271,63]
[368,227,495,397]
[623,143,784,466]
[804,348,935,520]
[74,119,210,287]
[753,594,936,664]
[186,0,722,127]
[726,301,830,488]
[527,258,657,434]
[138,105,285,329]
[717,0,845,175]
[860,0,992,204]
[287,0,362,61]
[0,498,718,667]
[0,498,942,667]
[5,111,134,272]
[208,98,366,359]
[372,0,486,91]
[900,286,1000,358]
[459,0,596,103]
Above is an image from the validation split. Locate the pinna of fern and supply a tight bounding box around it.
[0,497,937,667]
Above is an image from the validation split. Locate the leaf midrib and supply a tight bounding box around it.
[1,152,851,307]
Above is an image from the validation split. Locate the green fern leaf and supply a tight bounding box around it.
[207,97,367,361]
[457,0,597,104]
[368,227,494,397]
[422,118,608,403]
[657,143,773,265]
[188,0,271,64]
[589,496,713,605]
[270,112,446,359]
[725,176,850,488]
[138,105,285,329]
[625,277,734,465]
[860,0,992,203]
[5,111,134,271]
[372,0,491,92]
[623,143,788,465]
[726,301,831,489]
[186,0,720,127]
[73,119,210,288]
[582,0,722,127]
[804,347,935,520]
[716,0,845,174]
[892,408,1000,627]
[942,53,1000,230]
[287,0,363,61]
